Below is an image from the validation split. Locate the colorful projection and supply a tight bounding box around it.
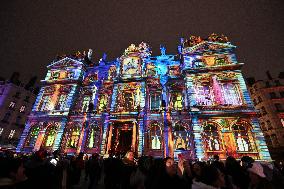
[17,35,271,160]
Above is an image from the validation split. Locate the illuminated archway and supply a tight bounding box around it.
[149,122,162,150]
[66,126,80,148]
[173,121,191,150]
[202,122,222,152]
[42,124,59,147]
[232,121,255,152]
[86,123,101,149]
[25,124,40,147]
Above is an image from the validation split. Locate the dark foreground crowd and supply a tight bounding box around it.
[1,150,284,189]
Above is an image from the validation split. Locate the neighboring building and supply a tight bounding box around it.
[247,71,284,159]
[17,34,270,160]
[0,73,37,147]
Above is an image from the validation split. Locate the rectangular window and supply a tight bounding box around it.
[281,119,284,127]
[8,130,15,139]
[171,92,183,110]
[194,84,214,106]
[19,105,25,113]
[0,128,3,135]
[260,122,266,131]
[82,96,91,112]
[261,107,267,115]
[38,95,51,111]
[24,96,30,102]
[9,101,16,109]
[0,87,4,95]
[2,113,11,122]
[275,103,283,112]
[221,83,242,105]
[51,71,60,80]
[55,94,67,110]
[266,120,272,130]
[275,80,281,86]
[269,92,277,99]
[16,116,21,125]
[13,92,20,98]
[271,134,279,146]
[280,91,284,98]
[264,135,272,146]
[150,93,161,110]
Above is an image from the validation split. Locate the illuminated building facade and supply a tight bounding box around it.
[17,34,271,160]
[247,72,284,160]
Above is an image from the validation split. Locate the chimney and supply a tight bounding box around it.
[278,71,284,79]
[25,76,37,90]
[10,72,20,85]
[266,71,273,80]
[246,77,256,87]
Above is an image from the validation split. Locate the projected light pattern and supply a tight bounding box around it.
[17,34,271,160]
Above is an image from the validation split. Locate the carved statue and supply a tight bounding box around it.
[160,45,166,56]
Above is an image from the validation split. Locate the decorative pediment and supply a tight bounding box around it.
[47,57,84,69]
[182,34,236,54]
[183,41,236,54]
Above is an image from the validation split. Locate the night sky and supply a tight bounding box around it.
[0,0,283,83]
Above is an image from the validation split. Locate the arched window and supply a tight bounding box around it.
[25,125,40,147]
[171,92,183,110]
[149,123,162,150]
[82,96,91,112]
[203,122,221,151]
[232,123,251,152]
[67,126,80,148]
[97,95,108,113]
[86,123,100,149]
[42,125,58,147]
[173,121,191,150]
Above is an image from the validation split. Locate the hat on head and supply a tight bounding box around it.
[248,162,266,178]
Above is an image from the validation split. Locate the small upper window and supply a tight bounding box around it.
[14,92,20,98]
[275,80,281,86]
[258,96,262,103]
[9,101,16,109]
[269,92,277,99]
[19,105,26,113]
[24,96,30,102]
[8,130,16,139]
[0,87,4,95]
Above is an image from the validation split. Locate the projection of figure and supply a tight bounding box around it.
[208,136,220,151]
[175,135,186,149]
[88,129,95,148]
[68,128,80,148]
[152,135,161,149]
[237,133,249,151]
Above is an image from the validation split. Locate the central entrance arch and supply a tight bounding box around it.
[108,121,137,157]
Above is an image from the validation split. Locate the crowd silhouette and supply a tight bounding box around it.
[0,149,284,189]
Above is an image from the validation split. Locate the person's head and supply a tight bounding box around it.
[192,161,205,178]
[125,151,134,161]
[248,162,266,185]
[241,156,254,169]
[225,156,240,172]
[164,157,176,176]
[201,165,225,188]
[138,156,153,174]
[213,155,219,161]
